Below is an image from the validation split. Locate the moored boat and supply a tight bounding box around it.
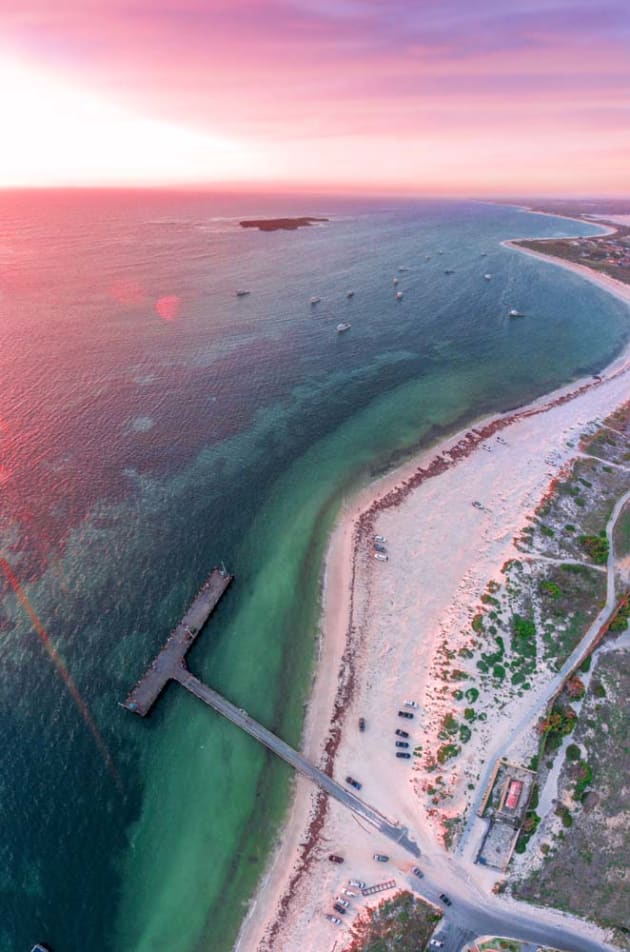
[310,296,321,305]
[396,290,403,300]
[235,289,251,296]
[336,322,352,333]
[509,308,525,318]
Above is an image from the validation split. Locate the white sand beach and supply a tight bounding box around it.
[235,252,630,952]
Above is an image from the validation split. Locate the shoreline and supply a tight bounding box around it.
[235,238,630,952]
[502,239,630,307]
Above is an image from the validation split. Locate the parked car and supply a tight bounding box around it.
[398,711,414,719]
[345,775,362,790]
[395,741,409,748]
[333,903,347,915]
[412,866,424,878]
[396,752,411,759]
[404,699,419,708]
[374,535,386,543]
[439,893,452,906]
[335,897,349,908]
[349,879,366,888]
[373,853,389,862]
[325,915,342,925]
[328,854,344,864]
[395,728,409,738]
[374,553,389,562]
[343,888,356,897]
[358,717,366,731]
[429,940,443,947]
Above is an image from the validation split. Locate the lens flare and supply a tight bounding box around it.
[0,555,121,789]
[155,294,181,321]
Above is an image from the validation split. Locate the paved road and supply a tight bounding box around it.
[410,874,620,952]
[175,667,420,857]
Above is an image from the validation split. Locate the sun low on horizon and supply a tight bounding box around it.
[0,0,629,196]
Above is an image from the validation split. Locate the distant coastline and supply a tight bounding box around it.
[239,216,329,231]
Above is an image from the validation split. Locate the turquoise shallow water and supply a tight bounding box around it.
[0,192,627,951]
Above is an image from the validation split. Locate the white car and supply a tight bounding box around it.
[374,553,389,562]
[404,699,419,708]
[348,879,366,888]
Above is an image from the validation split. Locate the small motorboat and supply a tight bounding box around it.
[310,296,321,305]
[509,308,525,318]
[393,277,399,285]
[235,289,251,297]
[346,290,355,298]
[336,322,352,333]
[484,273,492,280]
[444,269,455,275]
[396,290,403,300]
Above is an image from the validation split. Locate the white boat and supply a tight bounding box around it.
[481,252,488,257]
[393,277,399,285]
[509,308,524,318]
[310,296,321,305]
[336,322,351,333]
[236,289,251,296]
[424,254,432,260]
[484,274,492,280]
[396,291,403,300]
[346,290,355,298]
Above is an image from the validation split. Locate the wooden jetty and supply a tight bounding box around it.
[123,567,420,858]
[122,567,233,716]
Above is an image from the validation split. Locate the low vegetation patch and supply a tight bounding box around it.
[345,891,441,952]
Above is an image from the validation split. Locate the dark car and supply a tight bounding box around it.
[396,752,411,759]
[439,893,452,906]
[412,866,424,878]
[373,542,387,553]
[333,903,347,915]
[395,728,409,738]
[395,741,409,748]
[398,711,414,719]
[358,717,366,731]
[345,775,362,790]
[328,854,344,864]
[373,853,389,862]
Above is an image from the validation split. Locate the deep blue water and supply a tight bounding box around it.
[0,191,626,952]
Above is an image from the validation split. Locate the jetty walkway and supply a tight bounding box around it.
[123,567,419,857]
[175,668,419,855]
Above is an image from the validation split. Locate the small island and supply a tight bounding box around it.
[239,216,329,231]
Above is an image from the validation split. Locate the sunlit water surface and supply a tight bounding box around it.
[0,191,626,951]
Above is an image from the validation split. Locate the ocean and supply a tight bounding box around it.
[0,191,626,952]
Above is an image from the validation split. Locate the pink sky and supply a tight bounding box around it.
[0,0,628,193]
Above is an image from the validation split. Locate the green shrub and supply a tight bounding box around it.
[579,533,609,565]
